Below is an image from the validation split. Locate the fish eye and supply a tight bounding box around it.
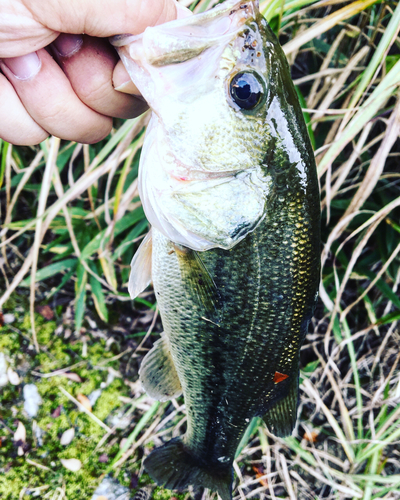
[229,72,264,110]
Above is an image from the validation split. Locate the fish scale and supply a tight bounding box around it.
[150,161,319,462]
[115,0,320,497]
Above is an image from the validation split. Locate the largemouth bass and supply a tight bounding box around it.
[113,1,320,498]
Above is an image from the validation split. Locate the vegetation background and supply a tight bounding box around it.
[0,0,399,498]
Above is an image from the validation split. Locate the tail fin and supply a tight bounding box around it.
[143,438,233,500]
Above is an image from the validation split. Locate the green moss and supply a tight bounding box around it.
[36,321,56,345]
[0,332,16,351]
[93,380,123,420]
[0,302,139,500]
[153,486,186,500]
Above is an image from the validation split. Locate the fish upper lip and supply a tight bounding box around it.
[165,145,244,183]
[110,0,255,58]
[169,168,241,183]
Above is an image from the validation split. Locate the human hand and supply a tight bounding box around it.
[0,0,189,145]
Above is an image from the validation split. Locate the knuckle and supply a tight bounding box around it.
[75,73,110,106]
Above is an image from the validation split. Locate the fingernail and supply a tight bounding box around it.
[53,34,83,57]
[3,52,41,80]
[175,1,192,19]
[114,80,142,97]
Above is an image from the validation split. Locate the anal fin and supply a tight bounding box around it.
[262,373,299,438]
[139,333,182,402]
[128,229,152,299]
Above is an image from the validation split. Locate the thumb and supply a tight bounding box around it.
[27,0,180,37]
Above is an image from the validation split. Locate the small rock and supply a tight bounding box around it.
[55,324,64,335]
[23,384,42,418]
[33,421,44,447]
[0,373,8,387]
[0,353,8,387]
[98,454,109,463]
[60,428,75,446]
[105,371,115,387]
[60,458,82,472]
[14,421,26,443]
[3,313,15,324]
[91,476,130,500]
[7,367,20,385]
[110,412,131,430]
[88,389,102,408]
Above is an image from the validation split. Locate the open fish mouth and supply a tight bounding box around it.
[112,0,257,64]
[111,0,259,108]
[111,0,272,251]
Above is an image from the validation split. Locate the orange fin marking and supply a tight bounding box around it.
[273,371,289,384]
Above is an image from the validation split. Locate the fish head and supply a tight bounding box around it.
[113,1,293,250]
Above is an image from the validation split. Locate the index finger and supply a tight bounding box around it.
[23,0,181,38]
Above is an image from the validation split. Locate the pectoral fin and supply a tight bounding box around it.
[128,229,152,299]
[174,245,222,325]
[262,374,299,438]
[139,333,182,402]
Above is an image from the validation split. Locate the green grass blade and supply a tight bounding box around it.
[295,86,316,149]
[282,0,380,55]
[341,318,363,442]
[362,450,381,500]
[91,119,140,170]
[349,1,400,109]
[80,207,145,260]
[112,219,149,261]
[19,258,78,287]
[75,262,87,333]
[109,401,161,469]
[318,59,400,175]
[235,417,261,458]
[0,140,7,190]
[89,265,109,323]
[356,425,400,463]
[376,309,400,326]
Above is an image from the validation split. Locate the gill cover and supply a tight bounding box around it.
[112,0,272,251]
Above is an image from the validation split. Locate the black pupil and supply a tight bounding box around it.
[236,81,252,100]
[230,72,262,110]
